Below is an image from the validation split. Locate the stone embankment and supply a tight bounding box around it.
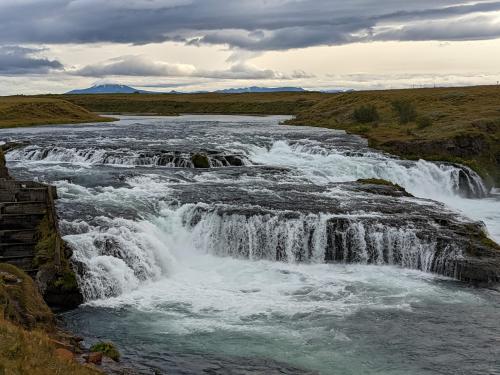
[0,148,82,309]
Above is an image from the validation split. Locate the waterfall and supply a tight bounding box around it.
[65,203,472,301]
[6,145,249,168]
[182,206,464,277]
[249,141,488,199]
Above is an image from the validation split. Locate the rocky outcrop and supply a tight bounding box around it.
[0,147,82,310]
[377,134,499,190]
[172,180,500,285]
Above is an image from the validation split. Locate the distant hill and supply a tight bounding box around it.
[66,84,153,94]
[215,86,307,94]
[67,84,311,95]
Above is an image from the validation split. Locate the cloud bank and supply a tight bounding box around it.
[73,55,312,79]
[0,45,63,74]
[0,1,499,50]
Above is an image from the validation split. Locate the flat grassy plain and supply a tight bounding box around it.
[51,92,328,115]
[0,97,114,128]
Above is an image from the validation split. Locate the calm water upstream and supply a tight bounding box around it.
[2,115,499,374]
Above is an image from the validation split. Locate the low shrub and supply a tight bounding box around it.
[353,104,379,123]
[392,100,417,124]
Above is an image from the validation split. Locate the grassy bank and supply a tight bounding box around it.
[286,86,500,187]
[0,97,115,128]
[0,264,100,374]
[50,92,327,116]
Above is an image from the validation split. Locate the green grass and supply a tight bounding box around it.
[0,97,115,128]
[286,85,500,187]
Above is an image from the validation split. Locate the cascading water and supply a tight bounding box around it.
[2,115,499,374]
[248,140,488,199]
[7,145,249,168]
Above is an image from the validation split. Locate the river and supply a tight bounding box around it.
[2,115,500,374]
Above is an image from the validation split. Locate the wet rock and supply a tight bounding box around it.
[191,153,210,168]
[37,264,84,311]
[85,351,103,365]
[225,155,245,166]
[356,178,412,197]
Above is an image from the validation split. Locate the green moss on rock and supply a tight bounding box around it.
[34,213,83,310]
[90,342,120,361]
[357,178,406,191]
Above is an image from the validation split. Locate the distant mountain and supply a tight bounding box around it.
[66,84,153,94]
[66,84,311,95]
[215,86,307,94]
[320,89,356,93]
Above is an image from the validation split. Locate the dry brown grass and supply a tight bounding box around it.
[0,316,101,375]
[0,263,101,374]
[0,97,115,128]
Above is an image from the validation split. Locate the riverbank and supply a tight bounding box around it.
[0,263,101,374]
[0,148,130,374]
[285,85,500,188]
[0,97,115,128]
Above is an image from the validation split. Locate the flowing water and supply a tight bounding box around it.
[2,115,500,374]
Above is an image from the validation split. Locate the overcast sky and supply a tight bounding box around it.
[1,0,500,94]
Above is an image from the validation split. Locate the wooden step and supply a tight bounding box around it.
[0,188,52,203]
[0,229,37,243]
[0,213,45,230]
[0,201,48,215]
[0,242,37,257]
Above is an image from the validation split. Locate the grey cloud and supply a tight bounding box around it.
[1,1,500,50]
[374,13,500,42]
[0,45,63,74]
[73,55,311,79]
[76,55,196,77]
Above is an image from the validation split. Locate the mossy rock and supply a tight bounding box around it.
[356,178,411,196]
[90,342,120,361]
[0,263,54,329]
[34,214,83,310]
[357,178,404,189]
[191,153,210,168]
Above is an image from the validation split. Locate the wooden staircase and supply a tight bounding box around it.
[0,178,59,275]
